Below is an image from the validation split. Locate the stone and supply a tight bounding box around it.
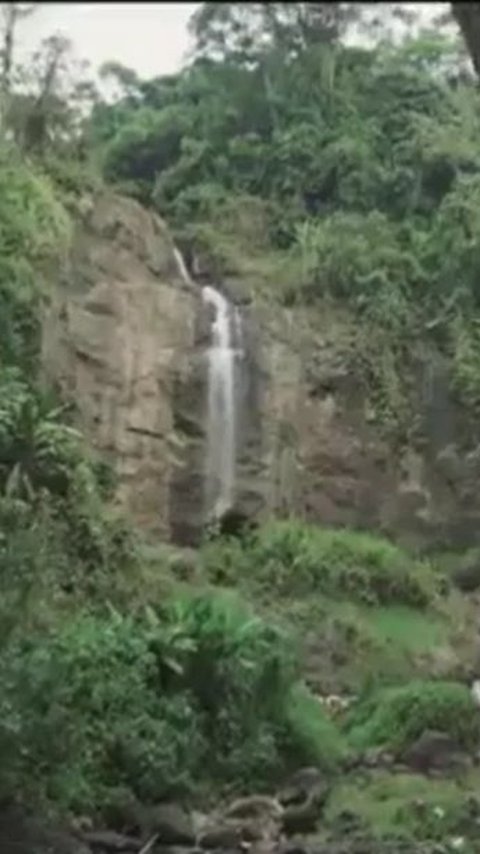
[142,804,195,846]
[401,729,471,774]
[453,557,480,592]
[81,830,142,851]
[198,823,243,849]
[278,767,326,806]
[224,796,283,821]
[0,806,91,854]
[277,767,330,835]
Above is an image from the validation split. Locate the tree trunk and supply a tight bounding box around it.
[451,3,480,79]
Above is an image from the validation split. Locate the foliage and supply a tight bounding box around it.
[281,681,347,769]
[0,147,71,262]
[2,1,480,827]
[346,680,480,752]
[0,149,71,371]
[86,12,480,433]
[0,592,341,811]
[202,520,436,608]
[326,770,480,846]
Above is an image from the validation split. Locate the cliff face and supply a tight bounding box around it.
[41,191,206,541]
[243,308,480,551]
[42,191,480,549]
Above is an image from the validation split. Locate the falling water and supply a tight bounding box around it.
[173,247,241,520]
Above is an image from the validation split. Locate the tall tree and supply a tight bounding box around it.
[451,3,480,78]
[9,33,97,153]
[0,2,35,136]
[189,3,362,64]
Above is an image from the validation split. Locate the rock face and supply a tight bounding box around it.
[42,191,480,548]
[42,191,206,542]
[233,302,480,551]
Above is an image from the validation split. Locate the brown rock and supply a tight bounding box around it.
[42,190,204,545]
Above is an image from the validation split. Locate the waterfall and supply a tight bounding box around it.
[173,247,242,520]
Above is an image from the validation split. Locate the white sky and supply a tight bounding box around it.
[17,2,451,84]
[18,3,200,80]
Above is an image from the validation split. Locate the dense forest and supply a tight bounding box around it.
[4,3,480,852]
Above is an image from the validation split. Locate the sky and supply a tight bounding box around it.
[16,2,451,85]
[18,3,200,80]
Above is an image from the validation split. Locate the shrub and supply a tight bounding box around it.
[0,150,71,265]
[0,591,342,811]
[0,149,72,370]
[202,521,433,608]
[281,682,348,771]
[346,680,480,753]
[0,612,203,810]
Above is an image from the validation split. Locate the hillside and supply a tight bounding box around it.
[3,4,480,854]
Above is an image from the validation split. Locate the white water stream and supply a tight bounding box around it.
[173,248,242,520]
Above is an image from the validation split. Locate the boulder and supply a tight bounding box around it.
[277,767,330,834]
[142,803,195,845]
[80,830,141,851]
[198,823,243,850]
[453,556,480,592]
[278,767,326,806]
[401,729,472,774]
[0,806,91,854]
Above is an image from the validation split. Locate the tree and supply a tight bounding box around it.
[189,3,361,65]
[450,3,480,78]
[0,3,35,136]
[10,33,98,153]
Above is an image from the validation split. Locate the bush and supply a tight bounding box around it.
[202,521,434,608]
[0,152,71,371]
[346,680,480,753]
[0,612,203,810]
[0,591,342,811]
[0,149,71,265]
[281,682,348,771]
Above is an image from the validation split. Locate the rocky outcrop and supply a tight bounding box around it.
[42,191,480,548]
[233,300,480,550]
[42,190,208,542]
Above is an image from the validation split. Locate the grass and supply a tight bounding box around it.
[199,521,479,695]
[269,597,472,696]
[368,605,445,652]
[346,680,480,753]
[326,770,480,846]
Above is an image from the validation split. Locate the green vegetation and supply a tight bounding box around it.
[84,6,480,434]
[200,521,478,695]
[326,770,480,847]
[0,592,344,813]
[347,681,480,752]
[2,3,480,848]
[202,519,436,607]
